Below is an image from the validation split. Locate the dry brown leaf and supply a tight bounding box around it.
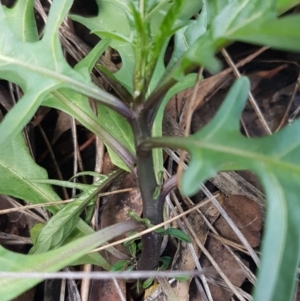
[89,173,142,301]
[214,195,262,248]
[169,195,224,301]
[200,236,248,301]
[210,171,265,210]
[165,71,233,130]
[196,195,262,301]
[145,194,225,301]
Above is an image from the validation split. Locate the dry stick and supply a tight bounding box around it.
[0,199,76,215]
[177,68,204,190]
[65,270,82,301]
[59,278,66,301]
[167,150,260,265]
[207,277,252,301]
[59,135,96,166]
[71,117,79,198]
[80,139,105,301]
[34,0,47,28]
[275,72,300,132]
[81,265,92,301]
[188,195,256,284]
[183,216,246,301]
[182,194,256,284]
[111,277,126,301]
[3,197,46,223]
[168,191,214,301]
[89,138,105,234]
[203,217,256,284]
[179,46,270,124]
[195,277,210,301]
[240,118,251,138]
[159,172,172,254]
[156,277,181,301]
[7,81,46,220]
[170,192,245,301]
[88,199,246,300]
[200,183,260,266]
[0,189,133,215]
[71,117,88,185]
[289,107,300,123]
[221,48,272,135]
[0,270,217,280]
[92,198,212,253]
[164,188,213,301]
[59,17,81,193]
[37,124,69,200]
[209,233,248,255]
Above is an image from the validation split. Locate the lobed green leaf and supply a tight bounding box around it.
[170,0,300,77]
[3,0,38,42]
[148,77,300,301]
[0,134,60,211]
[228,14,300,51]
[0,0,129,147]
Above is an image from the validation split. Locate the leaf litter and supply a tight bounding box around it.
[0,1,300,301]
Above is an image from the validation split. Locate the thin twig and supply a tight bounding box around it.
[92,198,212,253]
[0,270,217,280]
[275,73,300,132]
[0,188,133,215]
[177,68,203,191]
[71,117,79,198]
[166,150,260,265]
[221,48,272,135]
[81,137,105,301]
[37,124,69,199]
[167,192,214,301]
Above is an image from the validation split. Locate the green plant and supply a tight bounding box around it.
[111,230,173,293]
[0,0,300,301]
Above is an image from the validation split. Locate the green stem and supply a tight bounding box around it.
[144,64,198,126]
[140,136,189,152]
[134,136,186,270]
[131,108,164,270]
